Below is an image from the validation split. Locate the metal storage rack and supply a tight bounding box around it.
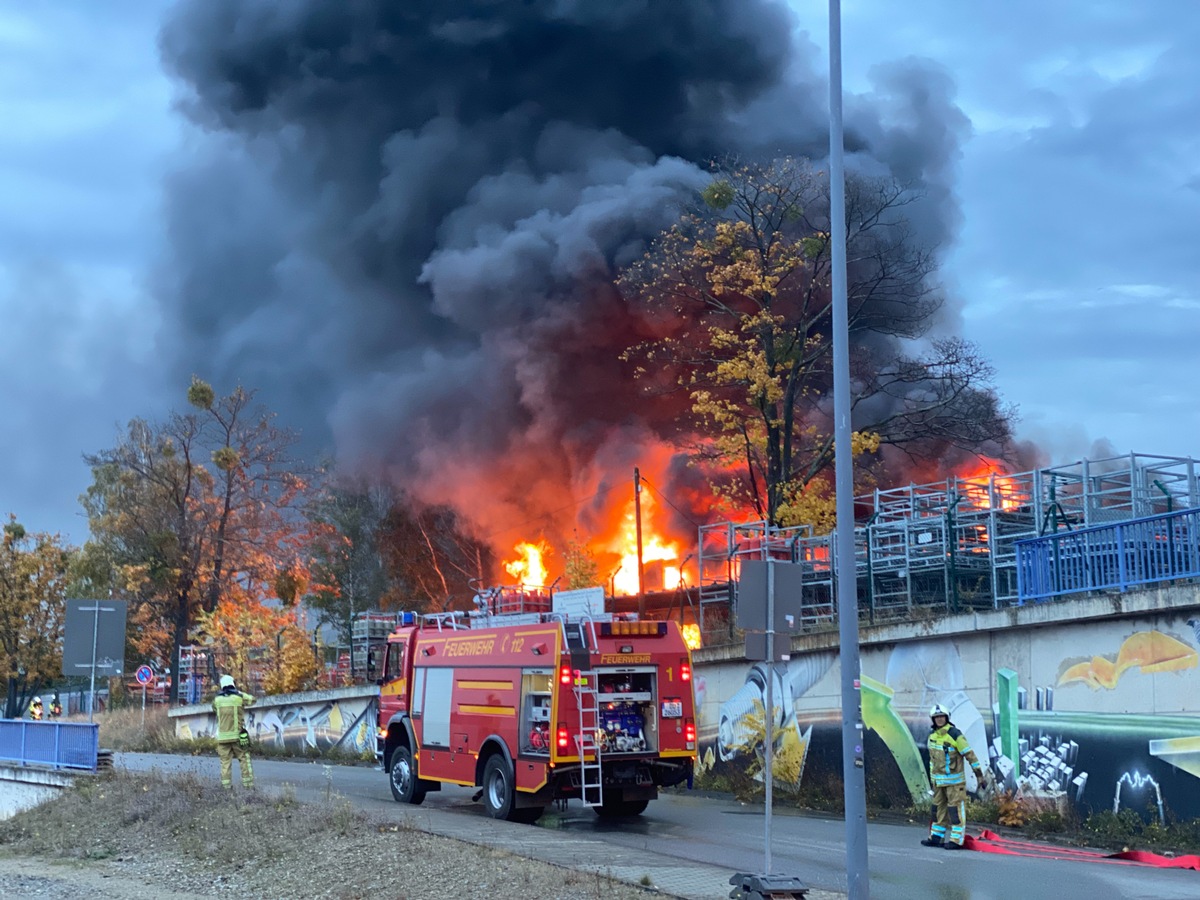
[697,452,1200,628]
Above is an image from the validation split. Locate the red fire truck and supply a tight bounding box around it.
[377,590,697,823]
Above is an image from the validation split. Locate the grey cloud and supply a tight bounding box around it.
[153,0,974,543]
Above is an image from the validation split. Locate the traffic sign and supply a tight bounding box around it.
[135,665,154,686]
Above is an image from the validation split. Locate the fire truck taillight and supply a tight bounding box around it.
[559,664,572,686]
[557,723,569,750]
[685,718,696,745]
[680,661,691,682]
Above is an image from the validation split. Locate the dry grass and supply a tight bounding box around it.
[0,772,657,899]
[0,769,345,864]
[70,704,209,755]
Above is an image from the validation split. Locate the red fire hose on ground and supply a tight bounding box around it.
[965,829,1200,870]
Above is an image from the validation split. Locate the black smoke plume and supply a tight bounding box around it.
[157,0,972,555]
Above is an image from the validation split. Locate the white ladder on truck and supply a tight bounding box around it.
[574,671,603,807]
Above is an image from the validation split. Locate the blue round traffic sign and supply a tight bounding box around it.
[135,665,154,685]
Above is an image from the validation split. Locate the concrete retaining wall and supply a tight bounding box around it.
[692,583,1200,820]
[0,766,76,820]
[170,685,378,756]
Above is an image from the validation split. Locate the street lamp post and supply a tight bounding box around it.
[829,1,870,896]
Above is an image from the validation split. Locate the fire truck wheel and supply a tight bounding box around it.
[389,746,427,805]
[594,797,650,818]
[482,755,519,821]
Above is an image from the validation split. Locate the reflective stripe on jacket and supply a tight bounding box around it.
[211,690,255,742]
[927,723,980,786]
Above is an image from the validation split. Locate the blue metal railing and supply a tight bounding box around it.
[0,720,100,771]
[1016,507,1200,603]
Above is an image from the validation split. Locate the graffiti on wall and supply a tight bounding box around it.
[697,615,1200,821]
[177,695,377,756]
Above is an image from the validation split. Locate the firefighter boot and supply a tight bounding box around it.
[920,836,943,847]
[943,841,964,850]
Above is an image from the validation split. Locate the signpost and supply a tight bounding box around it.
[732,558,808,898]
[136,665,155,727]
[63,598,128,723]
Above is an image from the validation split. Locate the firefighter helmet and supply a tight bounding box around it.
[929,703,951,721]
[219,674,235,689]
[32,696,42,705]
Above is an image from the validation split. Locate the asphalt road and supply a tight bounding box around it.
[116,753,1199,900]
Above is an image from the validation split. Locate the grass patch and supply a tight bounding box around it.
[0,769,365,867]
[0,772,655,899]
[1082,806,1200,853]
[80,705,203,755]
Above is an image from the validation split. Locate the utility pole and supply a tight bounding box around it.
[829,0,870,895]
[634,468,646,616]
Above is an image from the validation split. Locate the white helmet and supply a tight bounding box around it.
[32,696,41,704]
[219,674,235,689]
[929,703,951,721]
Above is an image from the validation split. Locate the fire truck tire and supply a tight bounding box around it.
[594,797,650,818]
[389,746,427,805]
[482,755,521,821]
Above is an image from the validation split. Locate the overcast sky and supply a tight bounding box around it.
[2,1,1198,544]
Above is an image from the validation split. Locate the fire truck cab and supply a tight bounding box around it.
[378,588,696,823]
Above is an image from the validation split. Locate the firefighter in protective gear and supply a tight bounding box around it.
[49,694,62,718]
[28,697,44,721]
[211,674,255,789]
[922,702,989,849]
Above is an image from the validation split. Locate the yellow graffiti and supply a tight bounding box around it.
[1059,630,1197,690]
[722,700,810,788]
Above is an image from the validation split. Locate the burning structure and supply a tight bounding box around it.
[699,452,1200,630]
[157,0,991,595]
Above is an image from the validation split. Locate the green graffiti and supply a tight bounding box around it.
[997,668,1019,777]
[1149,736,1200,779]
[1017,711,1200,738]
[860,674,930,805]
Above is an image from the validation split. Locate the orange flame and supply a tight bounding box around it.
[504,540,548,587]
[496,446,713,598]
[955,457,1024,512]
[608,492,682,595]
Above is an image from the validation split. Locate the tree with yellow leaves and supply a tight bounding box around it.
[620,157,1011,527]
[0,518,71,717]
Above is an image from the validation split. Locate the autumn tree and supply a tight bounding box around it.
[81,379,321,701]
[263,620,321,694]
[620,157,1012,527]
[0,519,71,718]
[562,534,601,590]
[378,497,494,613]
[194,596,318,695]
[307,479,391,676]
